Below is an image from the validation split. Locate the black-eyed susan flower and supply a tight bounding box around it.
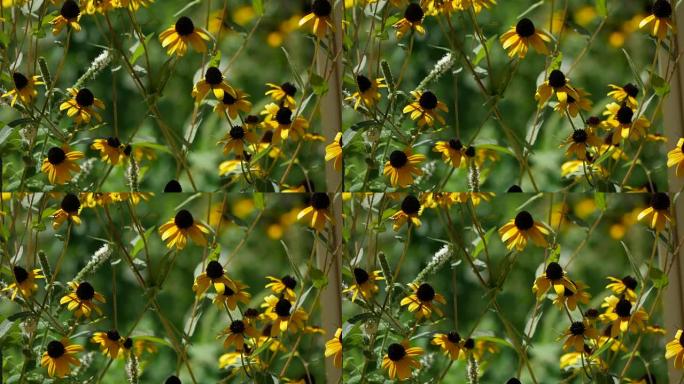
[639,0,673,40]
[60,88,104,124]
[3,266,44,300]
[533,262,576,298]
[498,211,550,251]
[324,328,343,368]
[262,103,309,144]
[602,103,650,144]
[562,128,601,160]
[214,88,252,119]
[297,192,331,232]
[637,193,671,232]
[667,138,684,176]
[299,0,333,37]
[265,82,298,108]
[52,193,81,229]
[402,90,448,128]
[553,281,590,311]
[391,194,422,230]
[192,67,236,102]
[561,320,599,352]
[500,18,551,59]
[221,319,258,351]
[40,339,83,378]
[159,209,210,250]
[91,137,127,165]
[325,132,343,171]
[192,260,236,296]
[261,295,308,336]
[59,281,105,318]
[265,275,298,300]
[432,331,464,360]
[219,125,257,156]
[608,83,639,108]
[343,267,383,302]
[666,329,684,369]
[213,281,251,310]
[535,69,579,107]
[554,88,592,118]
[600,295,649,337]
[393,3,425,39]
[606,275,638,302]
[41,146,84,185]
[51,0,81,35]
[91,330,123,359]
[347,75,384,110]
[381,342,423,380]
[159,16,210,56]
[400,282,446,320]
[433,138,466,168]
[384,149,425,188]
[2,72,43,106]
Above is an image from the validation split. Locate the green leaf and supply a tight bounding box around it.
[649,267,669,288]
[310,73,329,96]
[346,312,374,324]
[622,49,645,91]
[209,50,222,68]
[253,193,265,210]
[596,0,607,17]
[651,72,670,97]
[310,267,328,289]
[252,0,264,15]
[595,192,606,211]
[379,252,392,289]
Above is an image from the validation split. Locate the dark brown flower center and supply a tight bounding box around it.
[47,340,66,358]
[222,92,236,105]
[389,150,408,168]
[106,137,121,148]
[404,3,424,23]
[585,308,599,319]
[387,343,406,361]
[312,0,332,17]
[616,106,634,125]
[165,375,182,384]
[679,331,684,347]
[621,275,638,290]
[275,298,292,317]
[106,330,121,341]
[463,338,475,349]
[548,70,567,89]
[507,185,523,192]
[401,195,421,215]
[206,261,224,279]
[570,321,585,336]
[418,91,438,110]
[465,146,476,157]
[447,331,461,343]
[13,266,29,283]
[123,337,133,349]
[76,281,95,300]
[448,139,463,150]
[516,18,535,37]
[281,82,297,97]
[204,67,223,85]
[261,130,274,144]
[586,116,601,126]
[12,72,28,90]
[623,83,639,98]
[61,193,80,213]
[164,180,182,192]
[506,379,522,384]
[572,129,588,143]
[564,286,575,296]
[230,126,245,139]
[245,308,259,318]
[514,210,534,230]
[653,0,672,18]
[76,88,94,107]
[545,262,564,281]
[175,16,195,36]
[311,193,330,210]
[356,75,372,93]
[353,268,369,284]
[221,284,235,296]
[60,0,80,19]
[230,320,246,334]
[275,107,293,125]
[651,192,670,210]
[174,209,194,229]
[416,283,435,302]
[281,275,297,290]
[615,298,632,317]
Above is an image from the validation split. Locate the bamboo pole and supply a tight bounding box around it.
[661,5,684,383]
[315,0,343,382]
